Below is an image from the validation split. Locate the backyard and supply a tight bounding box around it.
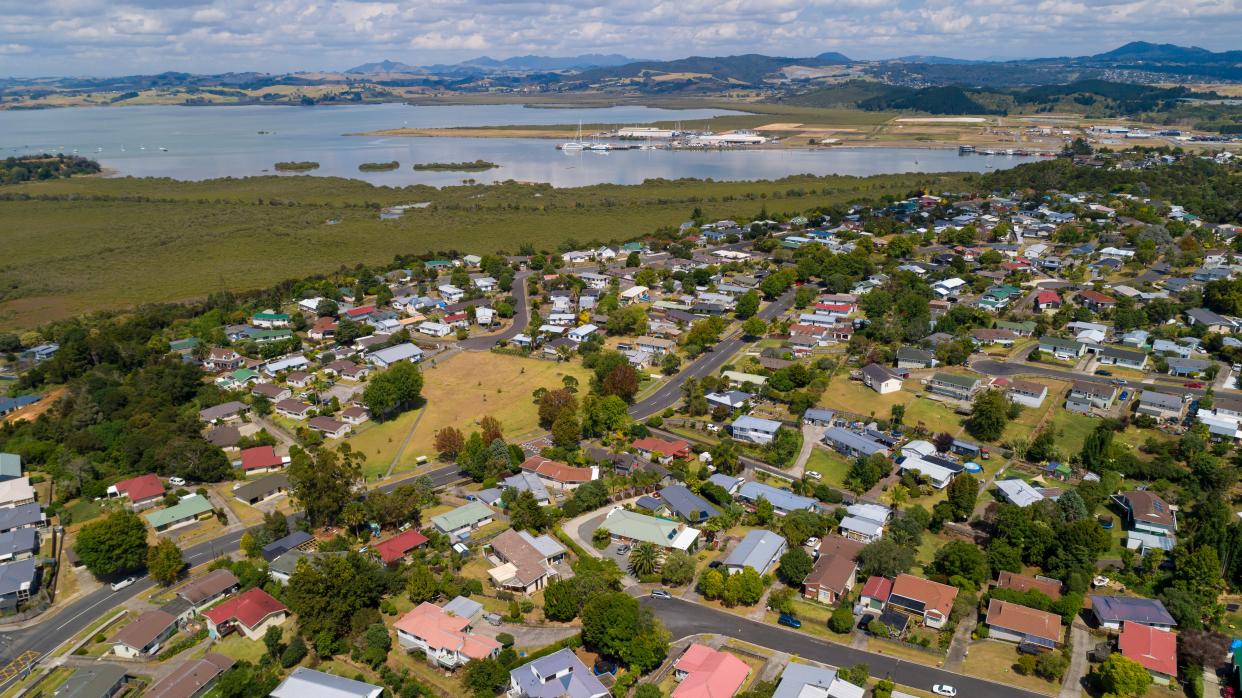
[959,640,1059,695]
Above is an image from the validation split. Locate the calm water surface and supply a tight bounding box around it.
[0,103,1039,187]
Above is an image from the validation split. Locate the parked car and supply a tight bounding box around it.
[706,423,720,433]
[617,544,631,555]
[1095,369,1113,376]
[484,612,503,626]
[932,686,956,697]
[168,477,186,487]
[1112,378,1127,385]
[650,589,672,599]
[804,537,820,549]
[806,471,822,480]
[1184,381,1204,389]
[777,613,802,629]
[111,577,137,591]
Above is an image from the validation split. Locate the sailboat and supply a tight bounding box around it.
[559,121,588,151]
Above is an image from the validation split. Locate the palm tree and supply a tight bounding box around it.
[628,542,661,577]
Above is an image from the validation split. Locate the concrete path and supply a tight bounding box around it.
[943,611,978,671]
[790,424,826,478]
[1058,620,1090,698]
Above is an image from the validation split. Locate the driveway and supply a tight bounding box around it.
[791,424,826,478]
[642,597,1047,698]
[457,271,532,351]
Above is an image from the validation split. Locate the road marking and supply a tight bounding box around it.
[54,589,128,632]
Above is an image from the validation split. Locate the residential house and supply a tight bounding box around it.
[203,587,288,640]
[271,669,382,698]
[730,416,782,445]
[232,473,289,505]
[501,471,552,506]
[1038,336,1086,360]
[507,648,610,698]
[198,401,248,423]
[0,558,38,609]
[721,530,787,576]
[143,653,234,698]
[1166,358,1213,377]
[1066,381,1117,413]
[822,428,888,458]
[861,364,902,394]
[418,321,453,338]
[897,457,956,489]
[995,479,1046,508]
[803,408,835,426]
[858,575,894,614]
[631,437,692,463]
[486,529,566,594]
[275,399,315,420]
[985,599,1062,649]
[106,474,165,510]
[307,416,351,439]
[250,383,291,402]
[839,504,891,544]
[1006,379,1048,408]
[0,529,38,562]
[1118,622,1177,685]
[1097,347,1148,370]
[771,662,865,698]
[238,445,286,475]
[0,504,44,535]
[204,348,243,372]
[971,328,1019,347]
[600,507,700,552]
[54,665,130,698]
[1113,490,1177,554]
[1077,290,1117,312]
[367,343,423,368]
[886,574,959,629]
[567,325,598,343]
[371,529,430,566]
[1034,291,1062,313]
[260,531,313,562]
[431,502,495,538]
[0,454,20,483]
[1185,307,1237,334]
[737,482,816,516]
[340,406,370,426]
[111,610,177,658]
[657,485,720,524]
[393,602,501,668]
[438,285,465,303]
[803,537,865,606]
[1089,595,1176,631]
[672,644,750,698]
[1136,391,1187,422]
[251,311,290,329]
[926,372,982,401]
[519,456,598,491]
[706,390,753,412]
[995,571,1062,599]
[143,495,213,532]
[635,337,675,355]
[176,568,239,613]
[895,348,937,369]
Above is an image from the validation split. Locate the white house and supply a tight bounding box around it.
[418,321,453,338]
[438,285,465,303]
[731,416,782,444]
[567,324,598,343]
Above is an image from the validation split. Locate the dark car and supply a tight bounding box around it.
[777,612,802,629]
[1094,369,1113,376]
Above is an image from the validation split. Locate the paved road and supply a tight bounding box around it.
[642,597,1046,698]
[0,463,463,685]
[458,271,532,350]
[629,290,796,420]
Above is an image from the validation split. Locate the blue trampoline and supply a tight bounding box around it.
[964,461,983,473]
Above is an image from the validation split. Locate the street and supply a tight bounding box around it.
[641,597,1048,698]
[457,271,532,351]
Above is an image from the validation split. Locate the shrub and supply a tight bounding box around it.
[828,606,855,634]
[1015,653,1037,676]
[496,633,515,648]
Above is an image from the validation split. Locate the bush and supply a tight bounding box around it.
[281,636,308,668]
[496,632,515,648]
[1035,651,1068,681]
[1015,653,1037,676]
[828,606,855,634]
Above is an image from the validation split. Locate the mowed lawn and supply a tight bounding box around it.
[804,447,853,488]
[347,352,591,475]
[1001,379,1069,444]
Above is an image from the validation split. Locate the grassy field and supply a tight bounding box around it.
[959,640,1058,695]
[0,170,968,329]
[1002,379,1068,444]
[1045,410,1099,459]
[817,379,964,435]
[804,447,852,488]
[346,352,591,474]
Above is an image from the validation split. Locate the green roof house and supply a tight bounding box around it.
[252,312,291,329]
[430,502,495,537]
[622,242,644,252]
[995,320,1036,336]
[144,494,213,531]
[927,372,982,401]
[601,508,700,552]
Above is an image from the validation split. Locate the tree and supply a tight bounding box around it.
[462,658,509,698]
[284,552,387,640]
[240,532,260,559]
[629,542,661,578]
[697,568,725,599]
[582,394,630,437]
[964,390,1010,441]
[362,361,424,417]
[858,539,915,578]
[828,605,854,634]
[945,474,978,521]
[735,291,760,320]
[581,592,668,672]
[1080,425,1114,471]
[635,685,663,698]
[928,540,988,586]
[551,410,581,449]
[280,636,308,668]
[1035,651,1068,681]
[406,562,438,603]
[507,490,550,532]
[602,363,640,402]
[264,625,285,658]
[1097,653,1152,697]
[661,551,696,586]
[845,453,889,494]
[538,388,578,428]
[741,317,767,338]
[1057,490,1089,523]
[73,510,148,577]
[287,446,360,526]
[479,415,503,444]
[778,546,814,586]
[685,317,726,349]
[146,538,185,585]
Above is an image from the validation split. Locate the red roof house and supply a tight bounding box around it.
[888,574,958,629]
[519,456,599,490]
[672,643,750,698]
[1118,622,1177,682]
[1034,290,1062,311]
[1077,290,1117,310]
[631,437,692,462]
[110,474,166,510]
[860,575,893,612]
[203,588,288,641]
[372,529,430,565]
[344,305,376,318]
[239,446,285,473]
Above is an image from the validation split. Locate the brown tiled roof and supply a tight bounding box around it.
[985,598,1062,643]
[178,568,239,605]
[112,610,176,650]
[995,571,1062,600]
[891,574,958,618]
[1120,490,1175,527]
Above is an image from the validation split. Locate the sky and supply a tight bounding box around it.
[1,0,1240,77]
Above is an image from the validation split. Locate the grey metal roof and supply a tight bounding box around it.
[0,503,42,532]
[658,485,720,523]
[0,558,38,597]
[54,664,129,698]
[738,481,815,513]
[0,529,37,559]
[1089,595,1176,626]
[510,648,609,698]
[1139,391,1184,410]
[722,529,787,570]
[271,668,382,698]
[822,427,888,456]
[233,473,289,502]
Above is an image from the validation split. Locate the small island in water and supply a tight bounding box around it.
[359,161,400,172]
[274,161,319,172]
[412,160,499,172]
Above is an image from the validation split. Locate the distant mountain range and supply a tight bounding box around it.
[345,54,638,75]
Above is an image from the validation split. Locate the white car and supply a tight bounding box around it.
[932,685,956,697]
[1092,575,1111,588]
[168,477,186,487]
[804,537,820,549]
[805,471,822,480]
[706,423,720,433]
[111,576,136,591]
